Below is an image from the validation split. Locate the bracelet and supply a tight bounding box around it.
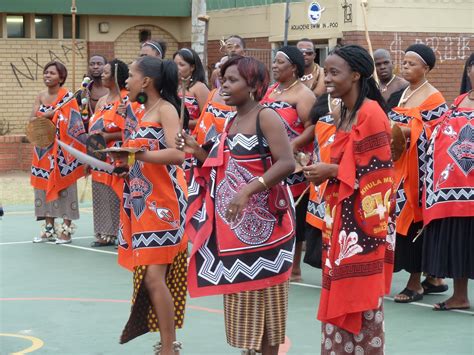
[258,176,269,189]
[128,152,136,166]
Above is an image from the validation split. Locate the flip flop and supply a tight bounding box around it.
[90,240,115,247]
[421,280,449,294]
[394,288,423,303]
[433,302,470,311]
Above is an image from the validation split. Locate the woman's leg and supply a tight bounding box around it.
[394,272,423,301]
[144,264,177,355]
[261,329,279,355]
[434,278,470,310]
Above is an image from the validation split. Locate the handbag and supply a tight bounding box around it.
[256,109,291,225]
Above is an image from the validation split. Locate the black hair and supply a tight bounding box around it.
[44,61,68,86]
[460,53,474,94]
[109,59,128,90]
[141,39,167,58]
[298,38,314,46]
[135,56,190,128]
[89,54,107,64]
[173,48,207,87]
[309,93,330,124]
[331,45,387,126]
[226,35,246,49]
[277,46,305,78]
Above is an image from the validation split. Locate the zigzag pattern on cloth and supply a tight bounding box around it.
[132,230,181,248]
[197,238,294,284]
[227,134,267,151]
[308,200,326,218]
[262,101,293,110]
[31,166,50,179]
[421,104,449,122]
[417,131,429,205]
[388,111,409,124]
[132,126,164,141]
[167,164,187,241]
[286,172,305,185]
[206,103,232,118]
[395,185,407,215]
[57,150,81,176]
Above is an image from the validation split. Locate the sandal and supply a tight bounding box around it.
[90,234,116,247]
[422,279,449,294]
[153,341,182,354]
[33,223,57,243]
[394,288,423,303]
[433,302,470,311]
[55,223,76,244]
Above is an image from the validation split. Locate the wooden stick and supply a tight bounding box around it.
[294,185,310,206]
[79,174,89,203]
[360,0,379,83]
[197,15,210,77]
[71,0,77,90]
[179,77,190,131]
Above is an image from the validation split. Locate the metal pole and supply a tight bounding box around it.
[71,0,77,89]
[198,15,210,78]
[283,0,290,46]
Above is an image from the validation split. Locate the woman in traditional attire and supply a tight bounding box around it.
[31,61,86,244]
[422,53,474,311]
[173,48,209,131]
[140,39,167,59]
[88,59,128,247]
[303,44,395,354]
[192,88,234,146]
[260,46,316,282]
[389,44,449,303]
[304,94,337,269]
[177,55,296,355]
[115,56,188,355]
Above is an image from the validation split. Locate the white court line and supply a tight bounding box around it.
[2,240,473,315]
[3,208,93,216]
[0,236,94,246]
[290,281,474,315]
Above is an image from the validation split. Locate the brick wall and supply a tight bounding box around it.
[114,25,179,64]
[342,31,471,103]
[0,135,32,172]
[0,39,88,134]
[87,41,115,61]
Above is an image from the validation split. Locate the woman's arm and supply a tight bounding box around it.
[188,82,210,130]
[29,94,42,121]
[136,103,185,165]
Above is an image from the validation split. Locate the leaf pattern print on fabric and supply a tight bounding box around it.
[335,230,363,266]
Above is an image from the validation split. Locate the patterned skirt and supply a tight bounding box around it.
[321,299,385,355]
[34,183,79,220]
[92,181,120,236]
[223,281,289,351]
[120,250,188,344]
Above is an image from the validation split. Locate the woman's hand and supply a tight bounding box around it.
[225,190,250,223]
[176,130,199,155]
[303,163,338,185]
[40,110,55,119]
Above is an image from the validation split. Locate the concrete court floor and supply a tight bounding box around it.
[0,204,473,355]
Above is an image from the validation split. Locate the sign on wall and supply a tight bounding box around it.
[308,2,325,25]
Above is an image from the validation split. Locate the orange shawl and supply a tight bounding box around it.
[388,92,447,235]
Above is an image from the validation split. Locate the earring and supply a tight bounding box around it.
[249,91,255,101]
[136,89,148,104]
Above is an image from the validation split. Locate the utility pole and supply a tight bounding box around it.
[283,0,291,46]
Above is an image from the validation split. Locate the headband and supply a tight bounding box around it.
[277,51,293,64]
[405,51,427,66]
[180,48,194,57]
[142,42,162,57]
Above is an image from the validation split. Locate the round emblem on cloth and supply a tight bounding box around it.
[278,199,286,207]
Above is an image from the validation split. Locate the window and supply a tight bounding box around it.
[139,29,151,43]
[63,15,80,38]
[6,15,25,38]
[35,15,53,38]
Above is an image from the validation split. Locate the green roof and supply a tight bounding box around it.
[0,0,190,17]
[207,0,299,11]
